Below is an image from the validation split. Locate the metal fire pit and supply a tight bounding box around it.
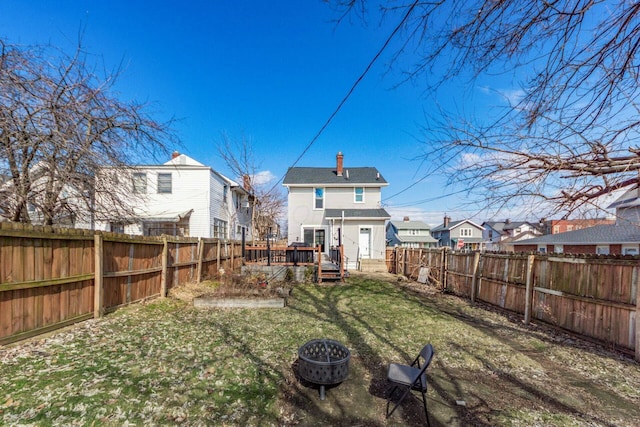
[298,339,350,400]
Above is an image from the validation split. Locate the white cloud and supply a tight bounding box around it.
[498,88,526,106]
[252,170,275,186]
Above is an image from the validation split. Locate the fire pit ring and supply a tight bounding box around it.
[298,339,350,400]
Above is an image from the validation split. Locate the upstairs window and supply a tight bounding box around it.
[354,187,364,203]
[460,228,472,237]
[133,173,147,194]
[314,187,324,209]
[157,173,172,194]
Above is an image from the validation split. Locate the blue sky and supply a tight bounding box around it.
[0,1,514,226]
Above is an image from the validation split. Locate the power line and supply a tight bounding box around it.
[269,0,421,193]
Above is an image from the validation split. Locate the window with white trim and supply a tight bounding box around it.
[133,173,147,194]
[157,173,172,194]
[354,187,364,203]
[596,245,609,255]
[314,187,324,209]
[213,218,228,239]
[459,228,472,237]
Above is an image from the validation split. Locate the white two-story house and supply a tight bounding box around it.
[95,152,253,239]
[283,152,390,270]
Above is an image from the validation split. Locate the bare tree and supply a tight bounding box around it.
[216,132,285,240]
[0,39,174,226]
[329,1,640,217]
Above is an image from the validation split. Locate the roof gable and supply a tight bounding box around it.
[433,219,485,232]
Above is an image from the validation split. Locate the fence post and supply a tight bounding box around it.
[93,234,104,318]
[196,237,204,283]
[470,251,481,303]
[440,248,448,291]
[524,254,536,325]
[231,241,235,272]
[216,239,221,276]
[160,237,168,298]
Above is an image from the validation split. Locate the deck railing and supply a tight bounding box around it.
[244,245,317,266]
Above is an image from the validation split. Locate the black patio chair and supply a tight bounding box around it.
[385,343,434,426]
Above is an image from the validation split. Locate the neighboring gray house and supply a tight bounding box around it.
[283,152,390,271]
[513,187,640,255]
[431,216,485,251]
[386,217,438,248]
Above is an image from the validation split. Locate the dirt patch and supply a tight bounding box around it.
[170,275,292,303]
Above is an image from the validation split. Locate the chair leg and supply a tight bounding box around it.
[420,391,430,427]
[386,386,413,419]
[385,385,398,418]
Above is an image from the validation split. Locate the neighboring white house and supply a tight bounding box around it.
[282,152,390,271]
[482,220,543,252]
[386,217,438,248]
[95,152,253,239]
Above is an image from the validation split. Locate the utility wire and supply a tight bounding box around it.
[269,0,421,193]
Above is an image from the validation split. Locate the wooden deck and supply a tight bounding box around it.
[244,244,345,282]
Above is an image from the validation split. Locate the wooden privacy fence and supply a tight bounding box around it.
[387,247,640,362]
[0,223,241,345]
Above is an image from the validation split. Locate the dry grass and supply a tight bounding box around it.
[1,273,639,426]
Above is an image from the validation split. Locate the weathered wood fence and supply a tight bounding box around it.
[387,247,640,362]
[0,223,241,345]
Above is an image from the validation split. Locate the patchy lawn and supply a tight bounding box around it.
[1,272,639,426]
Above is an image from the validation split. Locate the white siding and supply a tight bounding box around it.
[94,156,250,238]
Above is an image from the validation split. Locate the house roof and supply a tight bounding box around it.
[282,167,388,186]
[483,221,540,233]
[514,224,640,245]
[608,187,640,209]
[393,234,438,244]
[325,208,390,220]
[482,222,506,233]
[389,220,431,230]
[432,219,485,232]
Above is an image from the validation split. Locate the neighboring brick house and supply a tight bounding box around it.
[386,217,438,248]
[283,152,390,271]
[431,216,485,251]
[482,220,543,252]
[514,188,640,255]
[95,152,253,239]
[540,218,615,234]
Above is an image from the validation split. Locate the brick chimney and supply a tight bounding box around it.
[444,215,450,228]
[403,216,410,222]
[171,151,180,159]
[336,152,344,177]
[243,174,251,191]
